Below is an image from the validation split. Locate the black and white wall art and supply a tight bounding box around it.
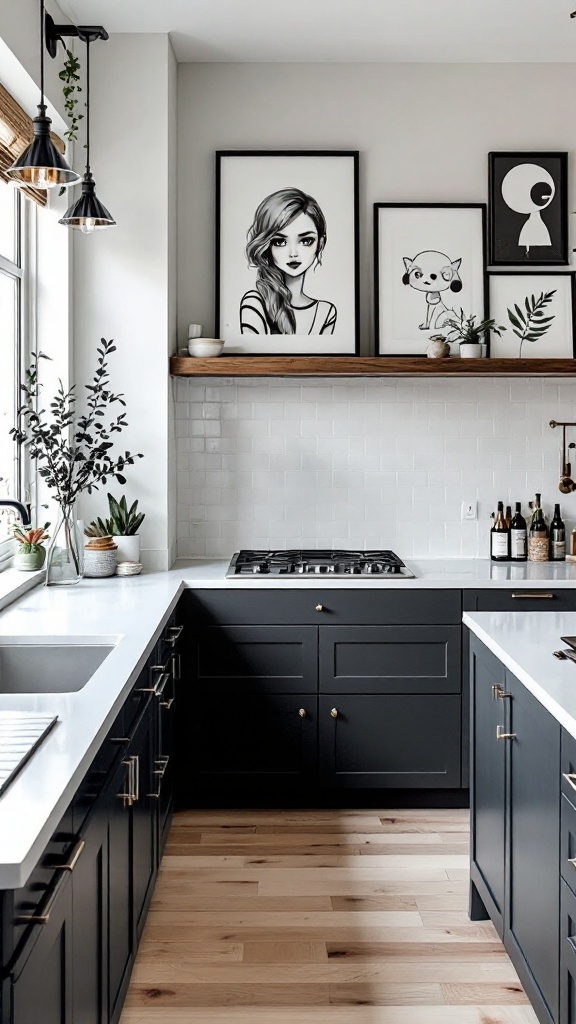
[374,203,487,356]
[215,151,359,355]
[488,152,568,265]
[488,272,576,358]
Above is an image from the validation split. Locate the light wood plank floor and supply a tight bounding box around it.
[120,808,538,1024]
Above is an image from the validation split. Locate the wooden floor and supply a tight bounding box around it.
[120,808,538,1024]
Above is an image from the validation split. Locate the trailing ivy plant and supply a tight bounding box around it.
[10,339,144,510]
[506,291,556,358]
[59,49,83,144]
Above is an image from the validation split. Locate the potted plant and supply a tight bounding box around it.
[12,523,50,571]
[87,493,145,563]
[11,340,143,586]
[443,309,506,358]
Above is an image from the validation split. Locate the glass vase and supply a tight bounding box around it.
[45,504,84,586]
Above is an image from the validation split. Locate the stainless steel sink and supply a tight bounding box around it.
[0,638,116,693]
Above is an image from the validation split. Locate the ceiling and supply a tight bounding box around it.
[57,0,576,63]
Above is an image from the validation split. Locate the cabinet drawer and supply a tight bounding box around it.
[187,625,318,693]
[73,705,125,831]
[184,588,462,625]
[563,730,576,805]
[464,588,576,612]
[319,625,461,694]
[562,794,576,897]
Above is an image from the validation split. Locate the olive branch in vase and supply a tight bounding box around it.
[506,290,556,358]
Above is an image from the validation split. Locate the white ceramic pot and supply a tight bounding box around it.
[113,534,141,563]
[459,343,483,359]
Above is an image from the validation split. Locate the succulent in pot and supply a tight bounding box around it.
[12,523,50,571]
[87,493,145,564]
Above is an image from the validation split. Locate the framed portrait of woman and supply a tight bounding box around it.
[215,151,360,355]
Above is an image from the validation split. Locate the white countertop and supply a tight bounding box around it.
[464,610,576,742]
[0,555,575,890]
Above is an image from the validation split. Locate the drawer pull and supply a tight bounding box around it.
[568,858,576,870]
[491,684,509,700]
[497,690,512,700]
[315,604,324,612]
[298,708,307,718]
[496,725,516,740]
[61,837,85,872]
[563,772,576,792]
[511,592,554,599]
[165,624,183,646]
[16,837,85,926]
[160,696,174,709]
[331,708,338,719]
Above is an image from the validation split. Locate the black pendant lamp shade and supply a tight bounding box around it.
[59,172,115,232]
[59,35,115,232]
[6,2,80,189]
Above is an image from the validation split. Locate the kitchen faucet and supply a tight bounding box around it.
[0,500,31,526]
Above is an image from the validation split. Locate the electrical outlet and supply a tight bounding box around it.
[461,501,477,521]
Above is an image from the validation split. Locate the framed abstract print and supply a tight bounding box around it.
[374,203,487,356]
[215,151,360,355]
[488,272,576,359]
[488,152,568,265]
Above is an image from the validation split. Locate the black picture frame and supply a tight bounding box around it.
[487,271,576,359]
[215,150,360,355]
[488,152,568,266]
[374,202,488,356]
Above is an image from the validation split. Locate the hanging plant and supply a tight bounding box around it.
[59,48,83,144]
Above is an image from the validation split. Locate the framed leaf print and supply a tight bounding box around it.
[488,272,576,358]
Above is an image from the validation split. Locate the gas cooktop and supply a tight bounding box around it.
[226,550,415,578]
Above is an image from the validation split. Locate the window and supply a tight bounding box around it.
[0,179,31,552]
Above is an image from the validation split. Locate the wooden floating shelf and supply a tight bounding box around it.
[170,355,576,378]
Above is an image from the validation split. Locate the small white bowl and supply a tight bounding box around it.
[188,338,224,358]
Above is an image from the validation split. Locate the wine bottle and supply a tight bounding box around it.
[491,501,509,561]
[505,505,512,529]
[510,502,527,562]
[549,503,566,561]
[528,493,548,562]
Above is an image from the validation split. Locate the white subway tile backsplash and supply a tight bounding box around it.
[175,377,576,558]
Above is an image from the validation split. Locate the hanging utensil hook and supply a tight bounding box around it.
[550,420,576,493]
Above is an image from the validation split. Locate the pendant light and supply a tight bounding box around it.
[59,34,115,233]
[6,0,80,189]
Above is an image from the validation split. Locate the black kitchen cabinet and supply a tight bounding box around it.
[319,693,461,789]
[469,634,561,1024]
[464,589,576,613]
[71,803,108,1024]
[178,589,464,801]
[469,639,507,935]
[560,878,576,1024]
[106,750,135,1024]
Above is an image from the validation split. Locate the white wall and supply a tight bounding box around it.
[175,62,576,559]
[74,34,177,569]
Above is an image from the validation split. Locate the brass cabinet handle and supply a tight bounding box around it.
[491,684,508,700]
[171,652,181,681]
[331,708,338,718]
[160,696,174,709]
[497,690,512,700]
[148,756,169,798]
[154,672,171,700]
[118,758,133,805]
[568,858,576,869]
[140,668,170,695]
[315,604,324,612]
[165,624,183,646]
[60,837,86,872]
[511,592,554,599]
[563,772,576,792]
[496,725,516,740]
[298,708,307,718]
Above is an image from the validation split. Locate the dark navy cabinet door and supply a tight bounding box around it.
[186,625,318,694]
[319,625,461,694]
[318,694,461,788]
[507,670,560,1024]
[72,803,108,1024]
[561,878,576,1024]
[191,693,317,792]
[464,589,576,613]
[131,704,157,943]
[9,873,73,1024]
[469,637,507,936]
[106,755,134,1024]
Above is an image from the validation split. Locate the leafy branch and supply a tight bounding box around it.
[10,340,144,509]
[59,49,83,144]
[506,291,556,358]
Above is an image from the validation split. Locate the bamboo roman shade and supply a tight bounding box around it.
[0,82,66,207]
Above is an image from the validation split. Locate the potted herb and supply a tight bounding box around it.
[11,340,143,586]
[87,493,145,563]
[443,309,506,358]
[12,523,50,571]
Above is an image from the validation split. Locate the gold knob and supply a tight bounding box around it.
[331,708,338,718]
[315,604,324,612]
[298,708,307,718]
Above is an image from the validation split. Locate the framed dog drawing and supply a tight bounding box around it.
[374,203,488,356]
